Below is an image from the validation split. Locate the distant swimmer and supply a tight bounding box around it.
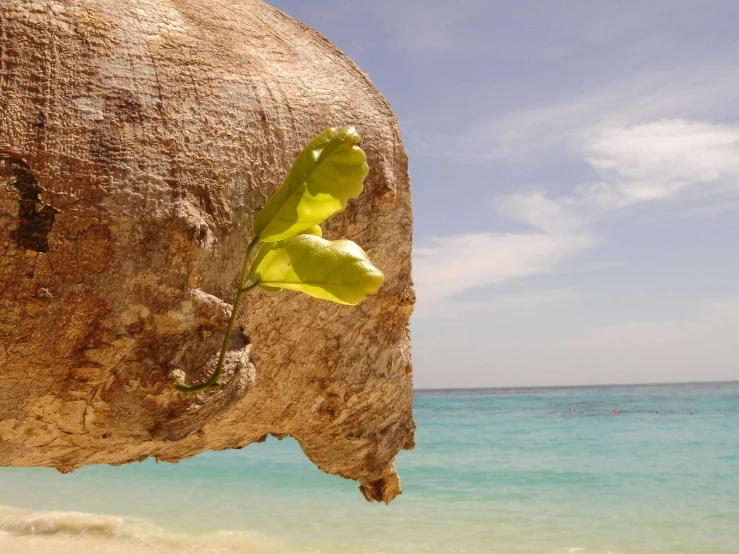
[569,408,576,412]
[613,409,621,414]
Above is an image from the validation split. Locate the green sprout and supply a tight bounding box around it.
[174,126,384,393]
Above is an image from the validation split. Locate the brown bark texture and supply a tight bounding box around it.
[0,0,415,502]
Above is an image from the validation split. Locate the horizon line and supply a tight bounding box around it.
[413,379,739,392]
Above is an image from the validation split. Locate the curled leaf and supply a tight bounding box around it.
[249,234,384,305]
[253,126,368,242]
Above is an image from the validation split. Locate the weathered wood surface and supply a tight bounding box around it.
[0,0,414,502]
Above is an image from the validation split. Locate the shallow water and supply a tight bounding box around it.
[1,381,738,553]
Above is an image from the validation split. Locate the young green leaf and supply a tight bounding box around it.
[301,225,323,237]
[253,126,368,243]
[249,234,384,305]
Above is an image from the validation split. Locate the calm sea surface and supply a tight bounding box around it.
[1,381,738,553]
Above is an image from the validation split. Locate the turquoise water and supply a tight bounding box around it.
[1,382,738,553]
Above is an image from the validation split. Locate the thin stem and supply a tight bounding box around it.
[238,281,262,295]
[175,236,260,393]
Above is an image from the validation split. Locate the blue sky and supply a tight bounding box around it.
[269,1,739,388]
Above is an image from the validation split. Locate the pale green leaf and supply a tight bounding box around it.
[249,235,384,305]
[301,225,323,237]
[247,226,322,293]
[253,126,368,242]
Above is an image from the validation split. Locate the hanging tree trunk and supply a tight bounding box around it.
[0,0,415,502]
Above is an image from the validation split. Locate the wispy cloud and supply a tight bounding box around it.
[579,119,739,209]
[443,69,739,162]
[497,191,588,235]
[497,119,739,225]
[413,231,593,315]
[414,118,739,314]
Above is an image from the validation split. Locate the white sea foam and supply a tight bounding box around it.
[0,505,293,554]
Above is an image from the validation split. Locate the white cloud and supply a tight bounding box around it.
[402,21,739,316]
[413,231,593,315]
[579,120,739,209]
[524,119,739,216]
[497,119,739,225]
[413,118,739,314]
[412,188,595,315]
[497,191,588,235]
[446,69,739,162]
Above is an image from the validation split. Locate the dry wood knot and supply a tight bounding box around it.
[2,157,59,253]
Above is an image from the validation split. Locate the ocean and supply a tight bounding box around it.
[1,381,737,553]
